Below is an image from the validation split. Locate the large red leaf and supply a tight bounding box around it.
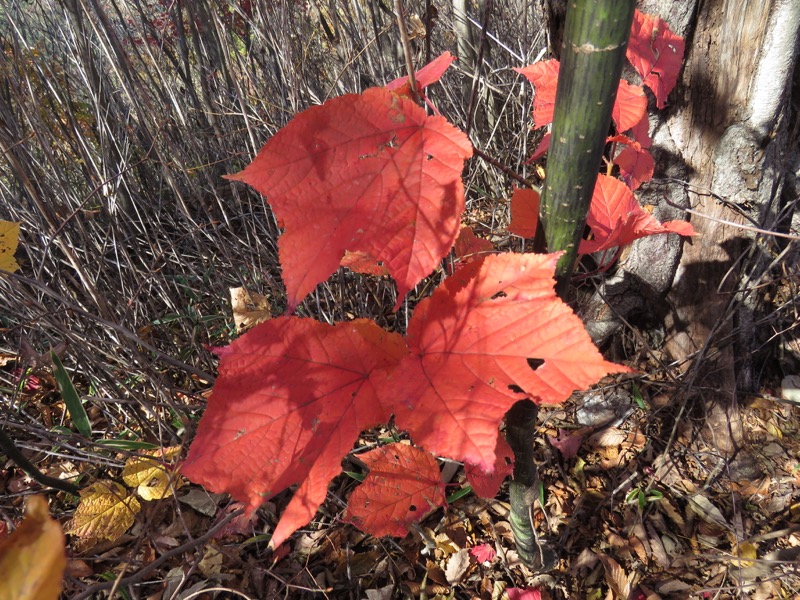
[516,60,646,133]
[580,174,696,254]
[378,253,629,472]
[182,317,406,549]
[345,443,447,538]
[627,10,685,109]
[465,434,514,498]
[228,88,472,311]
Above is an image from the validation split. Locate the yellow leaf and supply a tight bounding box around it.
[65,481,140,544]
[122,446,183,501]
[0,221,21,273]
[229,287,272,333]
[0,495,66,600]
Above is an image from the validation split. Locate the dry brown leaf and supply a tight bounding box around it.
[229,286,272,333]
[596,552,632,599]
[0,495,66,600]
[444,548,470,585]
[122,445,183,501]
[198,544,224,578]
[65,481,141,544]
[687,493,729,530]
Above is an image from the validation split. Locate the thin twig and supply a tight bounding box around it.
[472,146,538,188]
[394,0,419,103]
[465,0,493,136]
[0,427,80,495]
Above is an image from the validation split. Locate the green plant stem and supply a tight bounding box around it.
[539,0,636,296]
[0,428,79,495]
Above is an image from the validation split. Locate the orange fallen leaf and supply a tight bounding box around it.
[0,495,66,600]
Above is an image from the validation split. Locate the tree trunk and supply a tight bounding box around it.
[577,0,799,453]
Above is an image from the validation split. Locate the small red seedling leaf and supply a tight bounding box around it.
[548,428,585,460]
[508,187,540,239]
[465,434,514,498]
[453,226,494,265]
[386,52,456,98]
[341,250,390,276]
[609,134,655,190]
[182,317,406,549]
[228,87,472,312]
[627,10,685,109]
[517,61,646,133]
[514,60,559,128]
[345,443,446,538]
[580,174,696,254]
[469,543,497,563]
[378,253,630,473]
[506,587,543,600]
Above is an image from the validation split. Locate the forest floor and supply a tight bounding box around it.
[3,220,799,600]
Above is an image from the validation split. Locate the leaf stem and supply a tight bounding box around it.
[0,427,79,495]
[394,0,420,104]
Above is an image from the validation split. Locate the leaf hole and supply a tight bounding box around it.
[508,384,524,394]
[409,504,417,512]
[491,291,507,300]
[527,358,545,371]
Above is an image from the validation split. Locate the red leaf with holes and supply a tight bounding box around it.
[580,174,696,254]
[516,60,646,133]
[465,434,514,498]
[182,317,406,549]
[345,443,446,538]
[509,187,540,238]
[386,52,457,98]
[627,10,685,108]
[227,87,472,311]
[341,250,390,276]
[609,134,655,190]
[377,253,630,473]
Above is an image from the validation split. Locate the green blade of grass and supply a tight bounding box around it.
[51,350,92,438]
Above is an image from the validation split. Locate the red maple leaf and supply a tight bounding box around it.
[469,543,497,563]
[181,317,406,549]
[345,443,447,538]
[627,10,685,109]
[228,88,472,311]
[580,174,696,254]
[609,134,655,190]
[379,253,630,472]
[465,434,514,498]
[340,250,390,276]
[516,61,646,133]
[386,52,456,99]
[508,187,540,238]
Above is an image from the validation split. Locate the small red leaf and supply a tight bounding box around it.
[345,443,446,538]
[612,80,647,133]
[609,135,655,190]
[548,428,585,460]
[469,543,497,563]
[386,52,456,97]
[453,226,494,264]
[529,133,551,162]
[228,88,472,311]
[182,317,406,549]
[514,60,559,128]
[508,187,540,239]
[341,250,390,276]
[377,253,630,473]
[465,434,514,498]
[627,10,685,109]
[506,587,543,600]
[580,174,696,254]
